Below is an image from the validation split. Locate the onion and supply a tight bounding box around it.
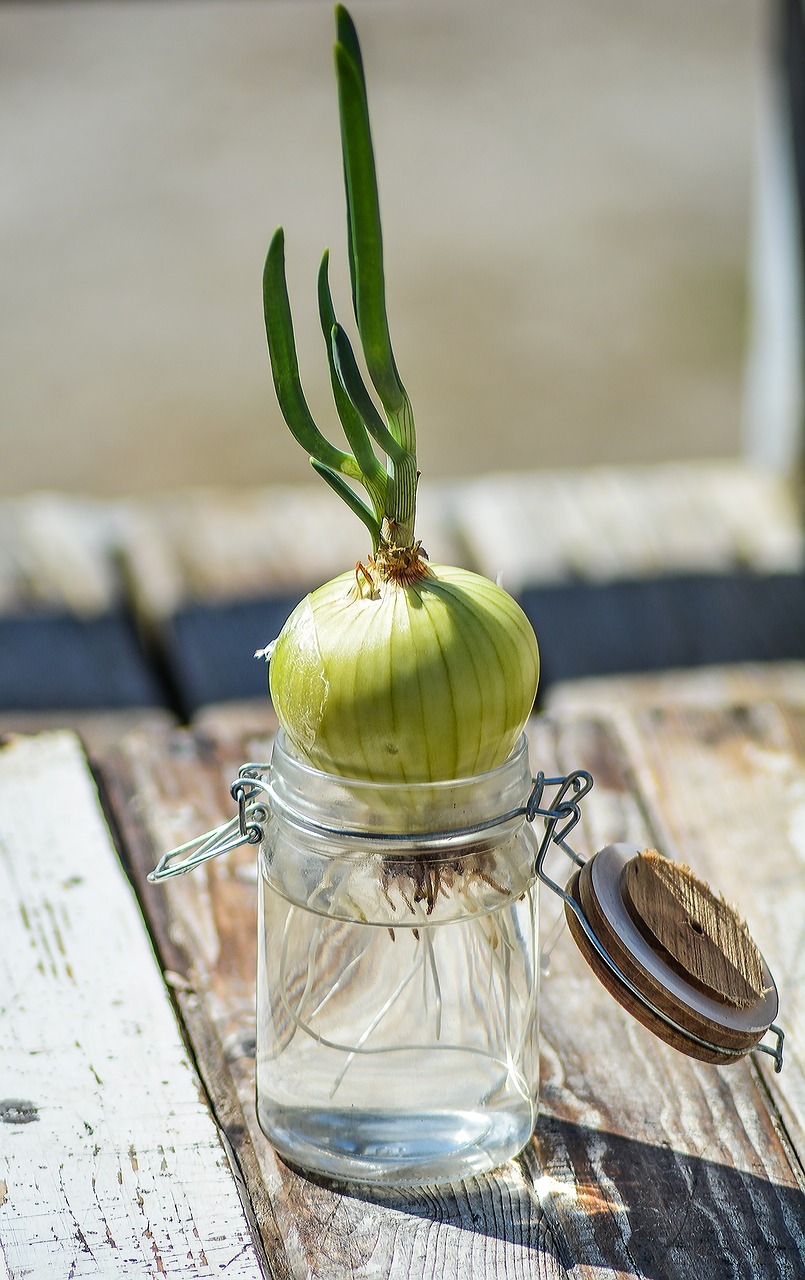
[262,6,540,784]
[269,561,539,783]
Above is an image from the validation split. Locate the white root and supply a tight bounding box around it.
[328,950,425,1098]
[270,855,538,1107]
[423,922,443,1042]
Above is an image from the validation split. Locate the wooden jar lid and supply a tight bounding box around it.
[564,843,779,1063]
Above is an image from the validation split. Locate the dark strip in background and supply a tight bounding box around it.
[2,578,803,718]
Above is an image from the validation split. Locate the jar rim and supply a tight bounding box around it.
[266,730,535,841]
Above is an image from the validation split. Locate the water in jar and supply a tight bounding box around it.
[256,859,540,1185]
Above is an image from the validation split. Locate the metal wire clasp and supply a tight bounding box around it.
[147,763,272,883]
[528,771,785,1075]
[525,768,594,871]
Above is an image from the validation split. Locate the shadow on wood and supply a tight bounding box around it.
[530,1115,805,1279]
[260,1114,805,1280]
[0,612,169,710]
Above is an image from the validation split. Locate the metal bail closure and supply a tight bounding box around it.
[562,843,783,1072]
[147,764,271,883]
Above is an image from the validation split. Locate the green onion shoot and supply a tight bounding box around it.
[262,5,540,785]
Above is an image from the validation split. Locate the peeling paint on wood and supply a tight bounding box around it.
[0,731,264,1278]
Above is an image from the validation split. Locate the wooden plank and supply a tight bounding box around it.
[119,483,466,623]
[605,700,805,1174]
[2,469,801,712]
[102,710,805,1279]
[0,731,265,1278]
[1,465,801,621]
[116,484,467,716]
[454,462,804,593]
[546,661,805,716]
[0,495,171,712]
[191,700,279,743]
[0,708,177,761]
[104,721,573,1280]
[0,494,124,616]
[525,714,805,1278]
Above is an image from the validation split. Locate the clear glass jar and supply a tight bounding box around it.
[256,730,540,1185]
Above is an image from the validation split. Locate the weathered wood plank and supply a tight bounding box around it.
[454,462,804,593]
[0,731,265,1278]
[0,493,123,616]
[526,714,805,1278]
[114,484,467,716]
[0,495,171,711]
[104,722,573,1280]
[103,710,805,1279]
[2,468,801,713]
[605,700,805,1175]
[546,661,805,716]
[0,708,176,760]
[1,464,801,620]
[119,483,465,623]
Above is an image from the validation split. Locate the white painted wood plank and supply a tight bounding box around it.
[0,731,263,1279]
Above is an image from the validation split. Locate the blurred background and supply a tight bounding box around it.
[1,0,795,494]
[1,0,804,723]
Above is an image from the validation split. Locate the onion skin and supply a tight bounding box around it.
[268,563,539,783]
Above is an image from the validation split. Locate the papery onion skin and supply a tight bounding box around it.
[268,563,539,783]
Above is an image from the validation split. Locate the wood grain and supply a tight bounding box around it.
[528,714,805,1278]
[546,662,805,717]
[564,853,774,1064]
[102,708,805,1279]
[105,721,575,1280]
[608,699,805,1176]
[0,731,265,1279]
[0,707,176,760]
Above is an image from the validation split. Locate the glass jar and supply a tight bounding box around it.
[152,728,786,1185]
[255,730,540,1185]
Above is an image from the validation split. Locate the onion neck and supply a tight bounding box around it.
[381,396,418,551]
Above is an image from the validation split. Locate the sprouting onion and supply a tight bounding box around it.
[262,4,539,785]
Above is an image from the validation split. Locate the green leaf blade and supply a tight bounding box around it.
[317,250,386,509]
[263,227,360,481]
[331,324,406,464]
[335,38,409,424]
